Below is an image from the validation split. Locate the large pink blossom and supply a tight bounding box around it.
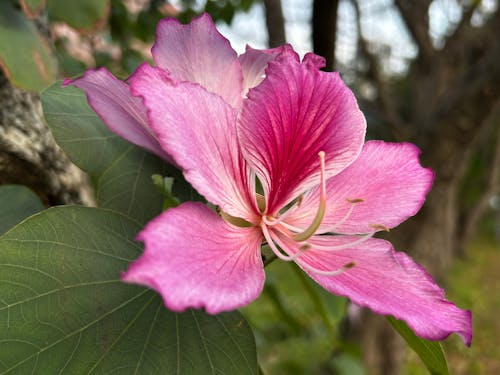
[68,14,472,345]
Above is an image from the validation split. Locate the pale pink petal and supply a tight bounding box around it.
[238,55,366,215]
[152,13,243,108]
[285,141,434,234]
[238,44,297,95]
[129,63,257,222]
[275,232,472,345]
[64,68,169,161]
[123,202,265,314]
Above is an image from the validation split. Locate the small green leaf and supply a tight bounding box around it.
[0,206,258,374]
[152,174,180,210]
[0,185,44,235]
[0,2,56,91]
[387,316,449,375]
[47,0,110,32]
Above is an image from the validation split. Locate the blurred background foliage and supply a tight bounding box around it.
[0,0,499,374]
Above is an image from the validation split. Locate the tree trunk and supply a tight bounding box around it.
[0,70,93,206]
[263,0,286,47]
[312,0,339,71]
[337,6,500,374]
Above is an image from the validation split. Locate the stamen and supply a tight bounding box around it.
[346,198,364,204]
[296,194,304,207]
[262,215,280,226]
[330,198,364,232]
[370,223,390,232]
[293,151,327,242]
[299,243,312,251]
[260,222,304,262]
[300,261,356,276]
[263,215,304,231]
[309,232,375,251]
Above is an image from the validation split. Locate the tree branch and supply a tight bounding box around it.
[263,0,286,47]
[393,0,433,65]
[442,0,480,56]
[437,39,500,129]
[351,0,409,140]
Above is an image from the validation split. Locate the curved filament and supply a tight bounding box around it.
[261,222,304,262]
[293,151,327,242]
[299,260,356,277]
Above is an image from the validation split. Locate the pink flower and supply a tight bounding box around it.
[68,14,472,346]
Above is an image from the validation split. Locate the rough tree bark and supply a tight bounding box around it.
[313,1,500,374]
[0,12,93,207]
[0,70,93,206]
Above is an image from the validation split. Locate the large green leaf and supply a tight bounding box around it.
[0,185,44,235]
[47,0,110,32]
[41,83,171,224]
[0,206,258,374]
[387,316,449,375]
[0,2,56,91]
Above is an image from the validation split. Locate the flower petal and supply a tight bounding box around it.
[285,141,434,234]
[129,63,257,222]
[238,55,366,214]
[64,68,170,161]
[274,233,472,345]
[238,44,297,95]
[122,202,265,314]
[152,13,243,108]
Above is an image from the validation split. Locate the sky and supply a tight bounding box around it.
[177,0,498,76]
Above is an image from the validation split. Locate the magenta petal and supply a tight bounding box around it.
[278,234,472,345]
[65,68,169,161]
[122,202,265,314]
[286,141,434,234]
[302,52,326,70]
[152,13,243,108]
[129,63,257,222]
[239,44,297,95]
[238,56,366,214]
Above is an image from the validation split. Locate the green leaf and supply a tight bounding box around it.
[0,185,44,235]
[41,82,169,224]
[387,316,449,375]
[0,2,57,91]
[47,0,110,32]
[0,206,258,374]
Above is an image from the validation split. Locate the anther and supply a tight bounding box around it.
[299,243,312,251]
[300,261,357,277]
[370,224,390,232]
[346,198,364,204]
[296,194,304,207]
[293,151,326,242]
